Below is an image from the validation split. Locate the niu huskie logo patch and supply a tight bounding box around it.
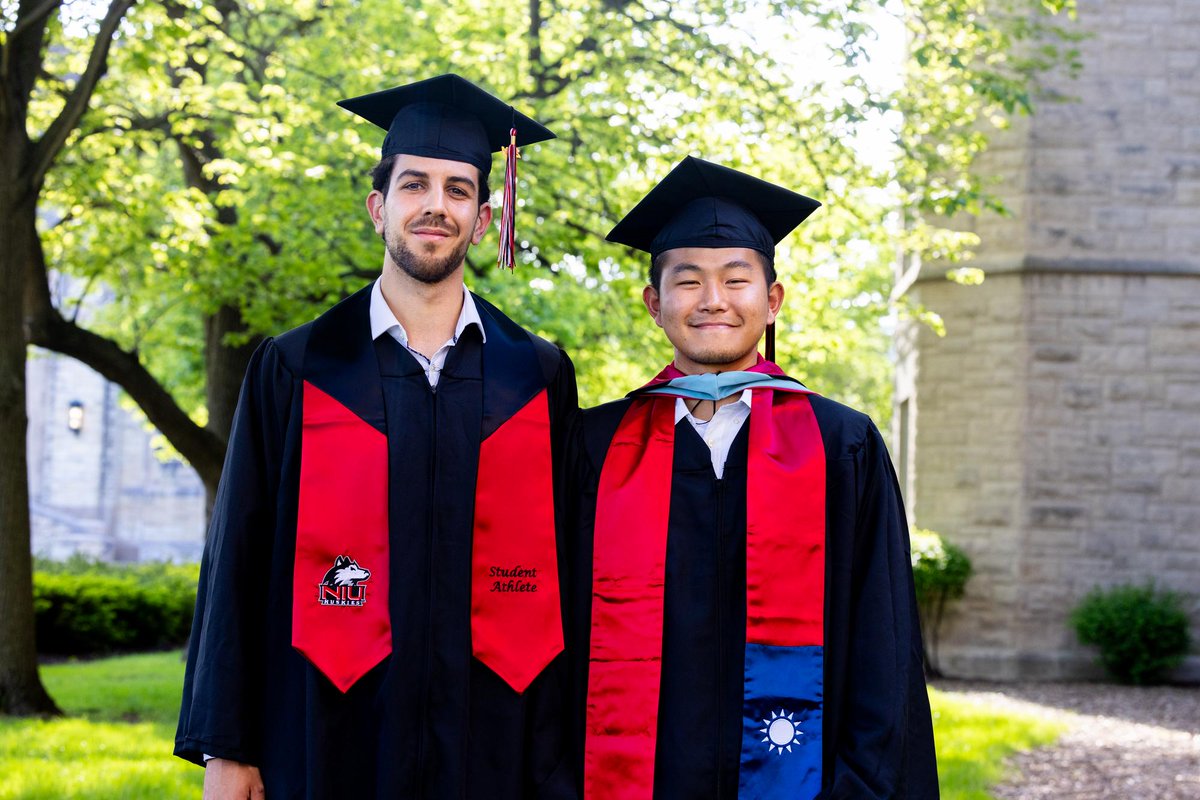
[317,555,372,607]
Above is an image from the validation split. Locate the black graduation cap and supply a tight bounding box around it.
[606,156,820,260]
[337,74,555,176]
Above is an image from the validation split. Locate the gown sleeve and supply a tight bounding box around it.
[827,421,939,799]
[175,338,296,767]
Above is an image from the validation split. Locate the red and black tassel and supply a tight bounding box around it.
[497,127,519,270]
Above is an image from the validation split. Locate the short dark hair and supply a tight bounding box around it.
[648,249,776,291]
[369,154,491,205]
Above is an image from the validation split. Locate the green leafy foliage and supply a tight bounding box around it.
[29,0,1079,428]
[895,0,1082,244]
[32,559,199,656]
[910,528,972,675]
[1070,583,1192,685]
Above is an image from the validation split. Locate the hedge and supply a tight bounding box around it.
[33,557,199,656]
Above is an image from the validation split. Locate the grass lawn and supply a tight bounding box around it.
[1,653,1064,799]
[0,651,202,799]
[930,687,1067,799]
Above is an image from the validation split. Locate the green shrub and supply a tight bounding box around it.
[1070,583,1192,685]
[910,528,973,676]
[33,559,199,656]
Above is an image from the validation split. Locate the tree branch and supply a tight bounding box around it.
[306,226,370,277]
[30,0,137,189]
[3,0,61,113]
[255,232,282,256]
[75,111,173,143]
[27,306,226,487]
[68,271,99,324]
[7,0,62,41]
[465,253,486,280]
[543,184,613,240]
[527,0,543,96]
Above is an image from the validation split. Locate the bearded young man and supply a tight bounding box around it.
[176,75,577,800]
[567,157,938,799]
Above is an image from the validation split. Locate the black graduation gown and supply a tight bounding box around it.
[566,394,938,799]
[176,285,578,800]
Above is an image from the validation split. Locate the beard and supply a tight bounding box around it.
[383,218,470,285]
[685,342,757,366]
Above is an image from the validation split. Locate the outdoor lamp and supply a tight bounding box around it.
[67,400,84,435]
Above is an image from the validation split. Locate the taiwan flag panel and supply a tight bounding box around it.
[736,643,823,800]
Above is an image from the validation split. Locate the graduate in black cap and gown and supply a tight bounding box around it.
[175,74,578,799]
[567,157,937,799]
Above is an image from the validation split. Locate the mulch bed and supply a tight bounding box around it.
[935,681,1200,800]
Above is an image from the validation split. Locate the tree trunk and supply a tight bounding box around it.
[204,304,258,445]
[0,158,60,717]
[202,304,259,520]
[1,0,140,715]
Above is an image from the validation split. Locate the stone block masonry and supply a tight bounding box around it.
[898,0,1200,680]
[906,272,1200,681]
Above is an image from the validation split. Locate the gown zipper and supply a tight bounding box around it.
[416,379,437,797]
[715,474,727,796]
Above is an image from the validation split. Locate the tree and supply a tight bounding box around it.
[1,0,137,716]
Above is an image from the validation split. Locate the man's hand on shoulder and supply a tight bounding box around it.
[203,758,265,800]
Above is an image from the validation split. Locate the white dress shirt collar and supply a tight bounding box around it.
[369,278,486,346]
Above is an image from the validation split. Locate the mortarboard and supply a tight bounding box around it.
[605,156,820,260]
[606,156,821,361]
[339,74,555,269]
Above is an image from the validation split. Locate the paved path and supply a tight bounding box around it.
[936,681,1200,800]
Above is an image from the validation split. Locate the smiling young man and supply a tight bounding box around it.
[568,157,937,799]
[175,75,578,799]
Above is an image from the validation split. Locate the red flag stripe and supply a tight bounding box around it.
[746,392,826,645]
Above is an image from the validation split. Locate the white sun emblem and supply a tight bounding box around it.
[759,709,803,754]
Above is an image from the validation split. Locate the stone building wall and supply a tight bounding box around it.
[27,346,206,564]
[898,0,1200,679]
[902,273,1200,679]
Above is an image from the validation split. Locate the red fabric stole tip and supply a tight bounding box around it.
[471,389,563,693]
[293,381,391,693]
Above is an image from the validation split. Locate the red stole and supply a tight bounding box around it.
[292,382,561,694]
[292,382,391,693]
[471,389,562,693]
[584,362,825,799]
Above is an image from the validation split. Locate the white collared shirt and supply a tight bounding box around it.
[675,390,752,479]
[369,278,486,387]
